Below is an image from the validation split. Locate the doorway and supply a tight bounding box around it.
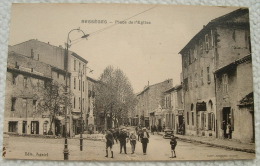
[31,121,39,134]
[222,107,231,138]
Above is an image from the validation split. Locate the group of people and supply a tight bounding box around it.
[105,126,178,159]
[105,127,150,158]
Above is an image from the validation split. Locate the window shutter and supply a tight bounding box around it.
[231,109,234,131]
[208,113,211,130]
[200,112,204,129]
[220,109,223,130]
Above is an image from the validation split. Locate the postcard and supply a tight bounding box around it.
[2,3,255,161]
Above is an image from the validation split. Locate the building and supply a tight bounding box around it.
[163,85,184,134]
[136,79,173,128]
[4,51,52,135]
[8,39,89,136]
[179,8,251,138]
[86,76,97,132]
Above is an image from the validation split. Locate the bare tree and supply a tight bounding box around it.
[37,81,73,135]
[96,66,137,129]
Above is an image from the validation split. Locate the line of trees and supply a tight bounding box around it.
[95,66,137,129]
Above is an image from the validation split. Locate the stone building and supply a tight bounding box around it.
[136,79,173,128]
[163,85,184,134]
[8,39,89,136]
[179,8,251,138]
[4,51,52,135]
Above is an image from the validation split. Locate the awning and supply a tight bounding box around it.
[238,92,254,108]
[56,116,64,121]
[72,115,80,120]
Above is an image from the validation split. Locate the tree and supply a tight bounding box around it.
[96,66,137,129]
[37,81,73,135]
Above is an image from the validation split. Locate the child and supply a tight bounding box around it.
[170,135,177,158]
[129,132,137,154]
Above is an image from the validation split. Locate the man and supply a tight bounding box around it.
[118,129,128,154]
[140,127,149,155]
[105,129,114,158]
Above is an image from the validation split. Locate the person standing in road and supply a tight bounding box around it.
[170,135,177,158]
[129,132,137,154]
[105,129,114,158]
[140,127,149,155]
[118,129,128,154]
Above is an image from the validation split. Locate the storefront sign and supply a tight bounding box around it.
[196,102,206,111]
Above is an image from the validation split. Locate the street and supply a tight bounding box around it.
[4,132,254,161]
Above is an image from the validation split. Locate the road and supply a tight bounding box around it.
[4,132,254,161]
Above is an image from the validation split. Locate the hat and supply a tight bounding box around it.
[142,127,147,130]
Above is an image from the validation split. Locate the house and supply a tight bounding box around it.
[179,8,251,138]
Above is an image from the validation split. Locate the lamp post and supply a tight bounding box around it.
[64,28,89,160]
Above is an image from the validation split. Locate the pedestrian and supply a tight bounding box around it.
[118,129,128,154]
[170,135,177,158]
[137,128,142,141]
[113,128,119,143]
[140,127,149,155]
[129,132,137,154]
[105,129,114,158]
[227,123,232,139]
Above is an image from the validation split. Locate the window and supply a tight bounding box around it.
[15,62,19,69]
[83,65,85,74]
[190,75,193,90]
[74,78,76,89]
[83,81,84,92]
[187,112,189,125]
[201,69,204,85]
[79,79,81,91]
[57,72,59,78]
[79,97,81,109]
[43,121,48,135]
[23,76,28,88]
[192,112,194,126]
[12,73,17,85]
[82,98,84,110]
[74,59,76,71]
[207,67,211,83]
[11,97,16,111]
[33,100,37,112]
[205,34,209,51]
[22,99,27,111]
[74,97,76,109]
[222,74,228,93]
[8,121,18,133]
[79,62,81,72]
[195,73,198,88]
[31,49,34,58]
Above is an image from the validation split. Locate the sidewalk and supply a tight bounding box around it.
[157,132,255,153]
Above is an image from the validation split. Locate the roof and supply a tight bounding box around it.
[87,76,98,83]
[137,79,172,96]
[179,8,249,54]
[12,39,88,64]
[214,54,251,74]
[164,84,182,94]
[238,92,254,106]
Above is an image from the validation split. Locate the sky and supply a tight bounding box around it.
[8,4,239,93]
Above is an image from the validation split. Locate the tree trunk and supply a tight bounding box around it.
[48,115,55,135]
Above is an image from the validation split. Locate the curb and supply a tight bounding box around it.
[157,133,255,154]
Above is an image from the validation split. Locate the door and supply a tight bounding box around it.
[31,121,39,134]
[22,121,27,134]
[222,107,231,138]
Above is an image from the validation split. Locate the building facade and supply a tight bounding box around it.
[179,8,251,138]
[4,51,52,135]
[8,39,89,136]
[135,79,173,128]
[163,85,184,134]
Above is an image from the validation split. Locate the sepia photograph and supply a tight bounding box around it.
[2,3,255,161]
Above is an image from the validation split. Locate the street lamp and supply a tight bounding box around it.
[64,28,89,160]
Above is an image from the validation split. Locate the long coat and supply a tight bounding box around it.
[140,131,149,144]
